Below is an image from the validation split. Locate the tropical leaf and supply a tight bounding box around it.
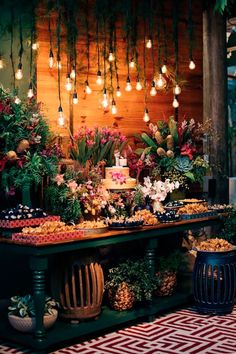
[141,133,157,149]
[168,116,178,145]
[184,171,196,182]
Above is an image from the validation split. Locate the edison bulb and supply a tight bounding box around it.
[85,81,92,94]
[70,66,76,79]
[150,81,157,96]
[49,50,54,68]
[156,74,166,89]
[96,70,103,85]
[14,96,21,104]
[161,64,167,74]
[146,39,152,49]
[189,60,196,70]
[32,42,39,50]
[58,106,65,126]
[172,97,179,108]
[173,84,181,95]
[65,74,72,91]
[143,108,150,122]
[129,59,135,68]
[15,64,23,80]
[0,59,3,69]
[57,61,62,70]
[108,51,115,62]
[125,77,132,92]
[116,86,121,97]
[27,84,34,98]
[72,92,78,104]
[111,100,117,114]
[102,89,109,108]
[136,79,142,91]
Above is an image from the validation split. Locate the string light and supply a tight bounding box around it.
[125,76,132,91]
[102,88,109,108]
[143,108,150,122]
[14,96,21,104]
[32,42,39,50]
[136,77,142,91]
[27,83,34,98]
[161,64,167,74]
[70,65,76,79]
[108,49,115,62]
[150,81,157,96]
[57,59,62,70]
[155,73,166,89]
[111,99,117,114]
[116,86,121,97]
[173,84,181,95]
[96,70,103,85]
[58,105,65,126]
[0,58,4,69]
[146,39,152,49]
[129,58,135,68]
[85,80,92,94]
[15,63,23,80]
[172,96,179,108]
[65,73,72,91]
[49,49,54,68]
[189,59,196,70]
[72,91,78,104]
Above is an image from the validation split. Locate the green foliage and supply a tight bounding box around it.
[220,210,236,243]
[8,295,58,318]
[175,156,193,173]
[105,258,159,302]
[158,250,185,273]
[133,185,145,206]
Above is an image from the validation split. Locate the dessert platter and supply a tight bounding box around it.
[134,209,159,226]
[108,216,144,229]
[178,203,217,219]
[155,209,181,223]
[75,220,108,235]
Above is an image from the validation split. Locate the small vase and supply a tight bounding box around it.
[145,197,154,213]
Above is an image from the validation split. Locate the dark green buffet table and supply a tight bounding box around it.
[0,215,224,353]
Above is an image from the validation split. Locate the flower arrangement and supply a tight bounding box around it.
[104,191,133,218]
[70,126,127,167]
[0,88,60,203]
[140,177,179,203]
[136,116,211,190]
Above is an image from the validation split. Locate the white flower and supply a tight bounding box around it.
[140,177,179,202]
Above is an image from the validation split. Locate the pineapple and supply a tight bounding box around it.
[108,282,135,311]
[156,271,177,296]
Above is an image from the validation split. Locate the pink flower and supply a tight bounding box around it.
[120,135,126,143]
[111,172,126,185]
[180,143,196,160]
[67,180,78,193]
[86,140,94,146]
[54,174,64,186]
[101,138,107,144]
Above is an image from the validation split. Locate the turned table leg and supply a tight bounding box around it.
[29,256,48,342]
[145,238,158,322]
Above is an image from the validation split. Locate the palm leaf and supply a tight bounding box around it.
[141,133,157,149]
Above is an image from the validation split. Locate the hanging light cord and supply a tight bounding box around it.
[96,19,100,72]
[85,0,90,82]
[188,0,193,60]
[10,7,15,89]
[57,4,62,106]
[103,16,107,89]
[19,15,24,64]
[48,14,53,52]
[160,0,168,64]
[110,61,114,99]
[143,18,147,107]
[173,0,179,81]
[114,27,119,87]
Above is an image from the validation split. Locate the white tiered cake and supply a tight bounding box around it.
[102,166,136,190]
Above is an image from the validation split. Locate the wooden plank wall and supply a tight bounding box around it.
[36,0,203,148]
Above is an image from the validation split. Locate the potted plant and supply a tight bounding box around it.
[105,258,159,311]
[156,250,184,296]
[8,294,58,333]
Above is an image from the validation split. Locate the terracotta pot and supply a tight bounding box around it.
[8,309,58,333]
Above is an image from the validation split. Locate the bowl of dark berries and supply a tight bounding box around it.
[155,210,181,223]
[164,201,184,211]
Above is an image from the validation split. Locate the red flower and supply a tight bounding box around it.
[180,143,196,160]
[0,156,7,171]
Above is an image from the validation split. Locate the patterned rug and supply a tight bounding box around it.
[1,307,236,354]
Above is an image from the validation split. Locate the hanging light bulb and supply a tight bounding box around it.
[189,59,196,70]
[136,77,142,91]
[125,76,132,92]
[27,83,34,98]
[70,65,76,79]
[56,58,62,70]
[143,108,150,122]
[96,70,103,85]
[49,49,54,68]
[72,91,78,104]
[15,63,23,80]
[14,96,21,104]
[146,39,152,49]
[32,42,39,50]
[108,50,115,62]
[129,58,135,69]
[85,80,92,94]
[65,74,72,91]
[58,105,65,126]
[116,86,121,97]
[0,58,4,69]
[102,88,109,108]
[172,96,179,108]
[161,64,167,74]
[155,73,166,89]
[111,99,117,114]
[150,81,157,96]
[173,84,181,95]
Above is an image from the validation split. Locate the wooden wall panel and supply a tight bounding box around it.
[36,0,203,145]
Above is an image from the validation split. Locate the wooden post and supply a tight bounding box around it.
[203,2,229,203]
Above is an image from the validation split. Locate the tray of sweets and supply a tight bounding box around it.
[12,230,84,245]
[0,215,60,229]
